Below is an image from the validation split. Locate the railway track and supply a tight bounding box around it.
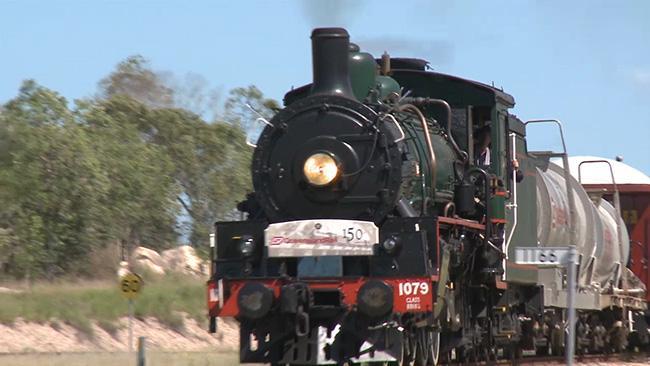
[440,351,650,365]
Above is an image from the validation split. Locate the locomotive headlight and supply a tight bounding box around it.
[239,236,255,257]
[381,235,400,254]
[303,153,339,186]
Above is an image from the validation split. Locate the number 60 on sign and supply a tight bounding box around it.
[120,272,143,300]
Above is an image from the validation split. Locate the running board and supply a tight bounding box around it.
[538,268,647,311]
[538,268,602,310]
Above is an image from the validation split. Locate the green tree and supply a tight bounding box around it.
[144,108,252,246]
[97,57,262,249]
[79,96,180,252]
[0,81,111,277]
[169,72,222,120]
[98,55,174,108]
[0,56,280,278]
[224,85,280,129]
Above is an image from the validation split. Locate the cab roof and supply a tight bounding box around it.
[284,57,516,108]
[388,58,515,108]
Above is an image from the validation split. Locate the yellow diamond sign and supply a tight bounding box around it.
[120,272,143,300]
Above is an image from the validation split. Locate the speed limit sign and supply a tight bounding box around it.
[120,272,143,299]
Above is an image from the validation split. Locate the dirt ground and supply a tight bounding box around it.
[2,352,650,366]
[2,317,648,366]
[0,317,238,353]
[0,351,239,366]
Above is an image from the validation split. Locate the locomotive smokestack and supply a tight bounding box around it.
[310,28,354,98]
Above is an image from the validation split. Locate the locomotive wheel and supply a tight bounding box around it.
[413,329,440,366]
[402,331,416,365]
[427,331,440,365]
[413,329,429,366]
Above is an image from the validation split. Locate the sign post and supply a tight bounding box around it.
[137,336,146,366]
[120,272,143,353]
[129,298,133,353]
[514,246,576,366]
[566,247,577,366]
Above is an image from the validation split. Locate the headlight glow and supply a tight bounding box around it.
[303,153,339,186]
[239,236,255,257]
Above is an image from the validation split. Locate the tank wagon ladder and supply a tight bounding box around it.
[578,160,626,293]
[524,119,577,245]
[577,160,647,328]
[524,119,578,366]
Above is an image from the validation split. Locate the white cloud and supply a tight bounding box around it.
[631,69,650,86]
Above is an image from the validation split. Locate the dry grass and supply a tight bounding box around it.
[0,351,238,366]
[0,273,206,336]
[85,242,123,279]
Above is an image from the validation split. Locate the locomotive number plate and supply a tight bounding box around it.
[265,219,379,257]
[392,279,433,312]
[514,246,574,266]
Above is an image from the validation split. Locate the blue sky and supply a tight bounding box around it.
[2,0,649,174]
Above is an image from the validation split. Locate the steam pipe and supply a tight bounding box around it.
[310,28,355,98]
[443,202,456,217]
[398,103,437,205]
[397,198,418,217]
[401,97,468,162]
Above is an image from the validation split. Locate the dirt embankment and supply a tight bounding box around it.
[0,245,234,354]
[0,316,238,354]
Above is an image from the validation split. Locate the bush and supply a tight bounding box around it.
[50,319,63,331]
[0,274,205,334]
[97,319,121,337]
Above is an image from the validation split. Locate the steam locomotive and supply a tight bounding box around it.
[206,28,648,365]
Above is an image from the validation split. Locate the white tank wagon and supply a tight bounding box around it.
[536,162,630,289]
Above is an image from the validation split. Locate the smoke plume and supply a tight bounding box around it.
[357,37,454,68]
[300,0,364,27]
